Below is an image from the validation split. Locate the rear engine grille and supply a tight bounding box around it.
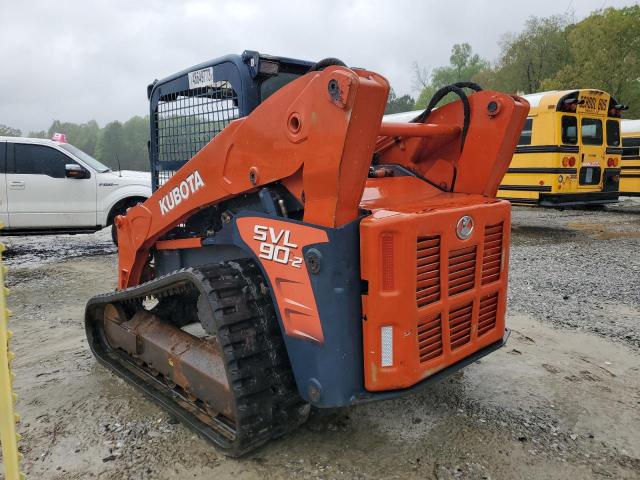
[478,292,499,337]
[449,301,473,350]
[416,236,441,308]
[448,246,477,296]
[417,314,443,363]
[481,223,503,285]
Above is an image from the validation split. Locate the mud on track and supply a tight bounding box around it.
[2,199,640,479]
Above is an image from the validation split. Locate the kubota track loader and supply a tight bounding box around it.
[85,51,529,456]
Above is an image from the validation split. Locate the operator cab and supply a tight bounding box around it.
[148,51,313,191]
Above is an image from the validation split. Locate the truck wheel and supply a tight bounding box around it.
[108,197,147,247]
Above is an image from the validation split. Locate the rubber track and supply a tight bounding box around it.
[85,259,309,456]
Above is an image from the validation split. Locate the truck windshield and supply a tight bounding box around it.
[59,143,111,172]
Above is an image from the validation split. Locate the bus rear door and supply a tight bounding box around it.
[578,116,604,191]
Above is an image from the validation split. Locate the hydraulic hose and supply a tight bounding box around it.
[452,81,483,92]
[309,58,347,71]
[412,82,483,191]
[413,84,471,151]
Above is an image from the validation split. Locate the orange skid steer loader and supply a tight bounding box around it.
[85,52,529,456]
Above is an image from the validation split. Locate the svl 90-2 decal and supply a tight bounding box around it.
[253,225,304,268]
[237,217,329,343]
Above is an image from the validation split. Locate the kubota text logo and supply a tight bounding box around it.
[159,170,205,215]
[253,225,303,268]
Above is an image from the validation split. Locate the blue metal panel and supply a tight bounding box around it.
[225,212,364,407]
[157,208,365,407]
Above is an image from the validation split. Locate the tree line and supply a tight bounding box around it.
[2,6,638,170]
[386,6,640,115]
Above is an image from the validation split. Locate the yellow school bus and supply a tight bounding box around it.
[621,119,640,196]
[498,89,624,206]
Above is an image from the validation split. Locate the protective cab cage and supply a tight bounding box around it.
[148,51,313,191]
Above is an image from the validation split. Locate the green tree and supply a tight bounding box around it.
[492,15,570,93]
[27,130,48,138]
[436,43,490,86]
[95,121,126,170]
[47,120,100,156]
[0,124,22,137]
[385,88,416,114]
[542,6,640,116]
[414,43,490,108]
[415,85,439,110]
[121,116,150,171]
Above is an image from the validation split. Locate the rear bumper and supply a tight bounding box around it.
[538,191,619,207]
[352,329,509,404]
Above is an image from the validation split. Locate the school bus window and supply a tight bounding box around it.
[561,116,577,144]
[606,120,620,147]
[518,118,533,145]
[622,137,640,157]
[581,118,603,145]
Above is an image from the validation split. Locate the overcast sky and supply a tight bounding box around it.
[1,0,636,133]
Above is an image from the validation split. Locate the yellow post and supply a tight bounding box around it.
[0,236,24,480]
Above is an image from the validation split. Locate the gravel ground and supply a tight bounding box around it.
[509,197,640,348]
[2,198,639,479]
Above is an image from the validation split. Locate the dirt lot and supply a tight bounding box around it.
[2,199,639,480]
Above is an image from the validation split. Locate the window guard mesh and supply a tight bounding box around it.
[153,82,239,189]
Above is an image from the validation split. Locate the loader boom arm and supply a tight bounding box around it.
[116,66,529,289]
[117,66,390,288]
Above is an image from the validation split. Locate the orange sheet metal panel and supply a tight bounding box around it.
[360,177,510,391]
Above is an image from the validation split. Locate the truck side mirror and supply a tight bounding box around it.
[65,164,90,179]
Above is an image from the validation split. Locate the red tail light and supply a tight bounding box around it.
[568,157,576,167]
[607,158,615,167]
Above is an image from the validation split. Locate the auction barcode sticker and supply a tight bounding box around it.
[188,67,214,89]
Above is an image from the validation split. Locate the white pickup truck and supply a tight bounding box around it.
[0,137,151,244]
